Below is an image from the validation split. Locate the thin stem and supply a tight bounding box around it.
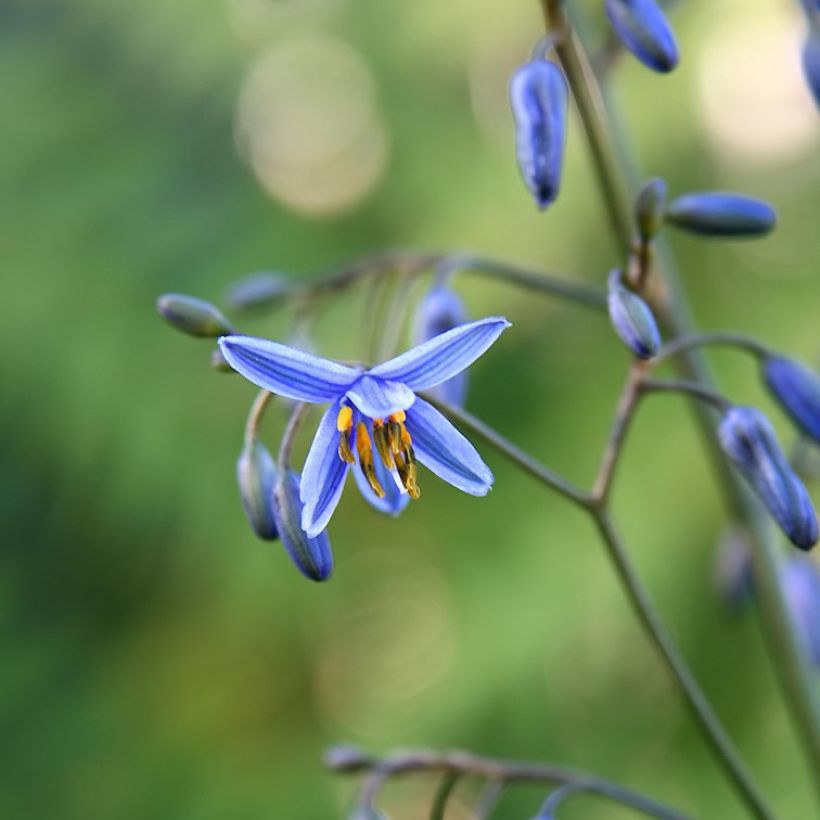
[337,748,689,820]
[244,389,274,447]
[429,772,461,820]
[657,333,770,364]
[473,779,505,820]
[590,511,775,820]
[423,396,591,509]
[640,378,731,412]
[537,782,586,817]
[276,401,310,474]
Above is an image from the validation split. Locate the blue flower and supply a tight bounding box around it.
[219,317,510,536]
[718,407,819,551]
[781,557,820,666]
[412,285,469,408]
[763,355,820,443]
[605,0,679,74]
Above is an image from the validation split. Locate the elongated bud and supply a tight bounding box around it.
[781,557,820,666]
[237,440,278,540]
[666,192,776,237]
[605,0,679,73]
[412,285,468,407]
[157,293,234,337]
[323,745,374,773]
[225,272,290,312]
[762,356,820,442]
[510,60,569,209]
[606,269,661,359]
[718,407,819,550]
[273,471,334,581]
[802,30,820,109]
[634,177,667,242]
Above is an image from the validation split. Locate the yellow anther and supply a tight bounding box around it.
[356,422,385,498]
[390,410,406,423]
[336,405,353,432]
[372,421,394,470]
[338,433,355,464]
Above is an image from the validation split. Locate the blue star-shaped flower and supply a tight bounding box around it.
[219,317,510,536]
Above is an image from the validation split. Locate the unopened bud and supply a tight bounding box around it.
[273,471,334,581]
[510,60,569,209]
[762,355,820,443]
[666,192,776,238]
[605,0,679,73]
[607,269,661,359]
[157,293,234,337]
[634,177,667,241]
[719,407,818,551]
[237,440,278,540]
[323,745,373,773]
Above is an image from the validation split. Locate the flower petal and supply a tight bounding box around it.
[352,452,411,517]
[368,317,510,392]
[219,335,359,403]
[346,375,416,418]
[300,402,350,537]
[405,397,493,495]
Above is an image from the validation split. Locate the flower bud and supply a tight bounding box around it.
[634,177,667,242]
[156,293,234,337]
[802,30,820,109]
[323,745,373,773]
[237,440,278,540]
[666,193,776,238]
[718,407,819,551]
[762,355,820,442]
[607,269,661,359]
[510,60,569,209]
[412,285,468,407]
[273,471,334,581]
[781,557,820,666]
[225,272,290,313]
[605,0,679,73]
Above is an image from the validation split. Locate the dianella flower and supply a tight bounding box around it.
[718,407,819,551]
[781,556,820,667]
[412,285,469,408]
[607,269,661,359]
[510,60,568,209]
[219,317,510,537]
[762,355,820,442]
[605,0,679,74]
[665,192,776,237]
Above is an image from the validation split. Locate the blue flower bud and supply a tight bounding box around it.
[412,285,468,407]
[225,272,289,313]
[666,192,776,237]
[763,356,820,442]
[802,30,820,109]
[719,407,819,551]
[781,557,820,666]
[634,177,667,241]
[510,60,569,209]
[607,269,661,359]
[156,293,234,337]
[605,0,679,73]
[237,440,279,540]
[273,471,334,581]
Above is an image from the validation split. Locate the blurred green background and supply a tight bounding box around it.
[1,0,818,817]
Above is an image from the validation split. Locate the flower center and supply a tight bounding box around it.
[336,406,420,500]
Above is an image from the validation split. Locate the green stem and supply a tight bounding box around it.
[244,389,274,447]
[657,332,770,364]
[547,2,820,803]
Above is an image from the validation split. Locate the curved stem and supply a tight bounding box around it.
[276,401,310,474]
[657,333,770,364]
[640,378,732,412]
[590,512,774,820]
[337,747,689,820]
[244,389,274,447]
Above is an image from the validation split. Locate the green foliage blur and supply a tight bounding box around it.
[1,0,818,817]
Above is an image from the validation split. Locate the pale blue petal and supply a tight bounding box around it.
[405,397,493,495]
[219,335,359,403]
[300,401,350,537]
[368,317,510,392]
[352,451,411,517]
[346,375,416,418]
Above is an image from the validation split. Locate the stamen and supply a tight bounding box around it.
[356,422,385,498]
[337,405,355,464]
[372,419,394,470]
